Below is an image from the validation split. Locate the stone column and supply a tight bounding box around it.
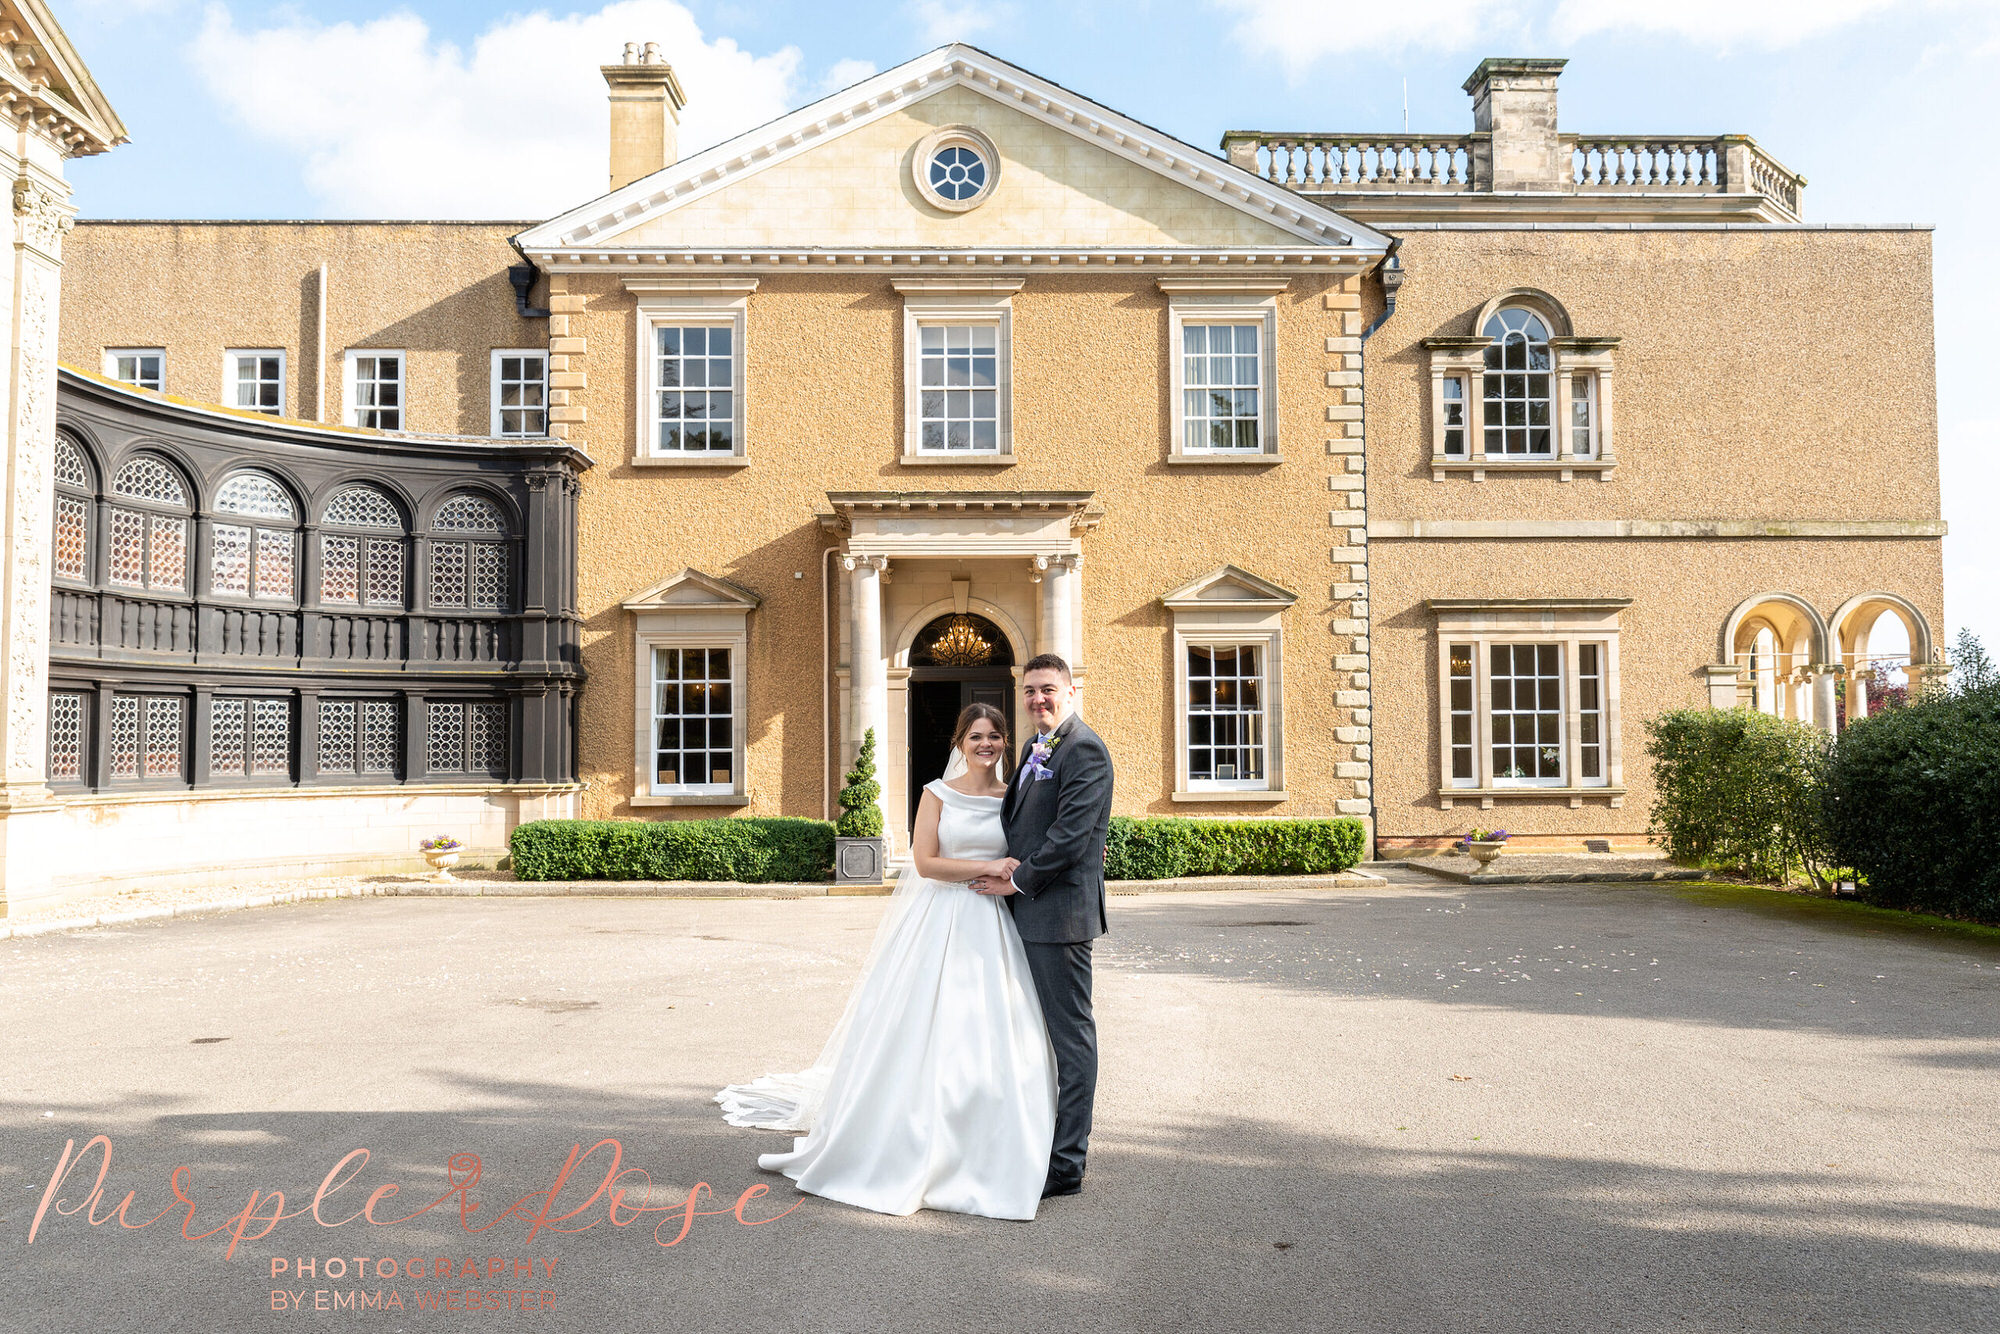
[843,553,889,834]
[1035,554,1078,665]
[0,157,78,911]
[1811,666,1838,736]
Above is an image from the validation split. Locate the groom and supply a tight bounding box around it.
[974,652,1113,1199]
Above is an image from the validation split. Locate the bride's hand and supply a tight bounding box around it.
[983,857,1020,880]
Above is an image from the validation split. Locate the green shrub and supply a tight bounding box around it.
[1823,632,2000,921]
[510,817,835,882]
[835,729,884,839]
[1644,706,1833,889]
[1104,816,1367,880]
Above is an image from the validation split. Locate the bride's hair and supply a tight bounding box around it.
[948,703,1011,779]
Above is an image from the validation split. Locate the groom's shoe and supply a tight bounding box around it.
[1041,1174,1083,1198]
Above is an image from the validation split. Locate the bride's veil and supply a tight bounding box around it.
[713,743,967,1133]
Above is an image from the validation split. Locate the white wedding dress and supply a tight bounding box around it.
[715,776,1058,1220]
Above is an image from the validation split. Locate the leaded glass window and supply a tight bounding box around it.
[1449,643,1475,784]
[47,691,83,783]
[110,693,183,781]
[53,436,92,582]
[108,455,190,593]
[426,700,506,775]
[211,697,291,779]
[429,495,507,611]
[1481,308,1553,456]
[320,485,404,608]
[318,698,401,777]
[213,471,297,601]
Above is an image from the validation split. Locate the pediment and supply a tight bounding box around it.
[1161,565,1297,610]
[517,45,1387,258]
[622,568,761,612]
[0,0,127,155]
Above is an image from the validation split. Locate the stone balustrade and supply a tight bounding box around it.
[1222,130,1806,220]
[1224,134,1474,191]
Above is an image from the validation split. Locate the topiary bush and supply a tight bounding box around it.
[1103,816,1366,880]
[835,729,884,839]
[510,817,835,882]
[1823,631,2000,921]
[1644,706,1833,888]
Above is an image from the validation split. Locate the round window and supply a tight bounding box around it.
[928,146,987,202]
[912,125,1001,212]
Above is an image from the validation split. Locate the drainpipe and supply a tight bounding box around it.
[1356,242,1403,858]
[314,263,328,422]
[506,238,552,319]
[823,544,840,821]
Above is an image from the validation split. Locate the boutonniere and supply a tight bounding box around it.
[1022,733,1062,780]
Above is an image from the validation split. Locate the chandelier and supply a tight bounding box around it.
[928,615,995,666]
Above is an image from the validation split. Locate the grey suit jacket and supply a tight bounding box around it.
[1002,711,1113,944]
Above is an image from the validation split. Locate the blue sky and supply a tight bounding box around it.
[52,0,2000,657]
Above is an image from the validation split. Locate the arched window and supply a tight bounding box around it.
[1481,308,1553,456]
[52,435,93,583]
[320,484,406,608]
[429,494,508,612]
[212,470,298,601]
[108,454,190,593]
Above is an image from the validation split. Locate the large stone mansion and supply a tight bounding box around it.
[0,15,1944,906]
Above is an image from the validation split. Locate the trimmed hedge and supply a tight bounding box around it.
[1104,816,1367,880]
[509,814,1365,883]
[1644,706,1833,888]
[1823,672,2000,922]
[510,817,835,882]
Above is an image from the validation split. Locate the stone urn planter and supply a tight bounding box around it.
[1465,840,1507,871]
[834,836,887,887]
[421,837,462,883]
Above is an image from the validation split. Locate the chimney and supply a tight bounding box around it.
[1462,57,1568,191]
[602,41,687,191]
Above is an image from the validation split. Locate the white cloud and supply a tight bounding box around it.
[1552,0,1908,47]
[1941,418,2000,649]
[1214,0,1514,71]
[188,1,802,217]
[1216,0,1936,71]
[820,57,879,95]
[906,0,1011,48]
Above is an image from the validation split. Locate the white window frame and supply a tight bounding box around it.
[1423,292,1618,481]
[489,349,548,438]
[1161,565,1295,802]
[343,350,406,431]
[1429,598,1629,810]
[1161,279,1285,464]
[896,279,1018,465]
[223,349,286,416]
[625,279,753,467]
[623,568,759,806]
[104,348,164,392]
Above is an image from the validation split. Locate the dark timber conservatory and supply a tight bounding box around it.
[48,370,587,809]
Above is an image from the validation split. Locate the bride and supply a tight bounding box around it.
[714,703,1059,1220]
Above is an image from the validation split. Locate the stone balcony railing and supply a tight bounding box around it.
[1221,131,1806,221]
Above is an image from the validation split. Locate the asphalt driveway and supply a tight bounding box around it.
[2,878,1995,1333]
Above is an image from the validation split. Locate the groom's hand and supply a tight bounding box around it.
[972,876,1019,896]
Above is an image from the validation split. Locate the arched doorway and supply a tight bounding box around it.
[906,612,1015,828]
